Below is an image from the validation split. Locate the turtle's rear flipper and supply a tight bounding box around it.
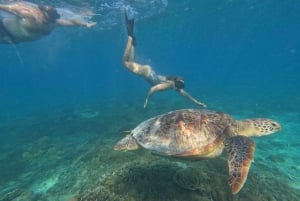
[124,10,136,46]
[225,136,255,194]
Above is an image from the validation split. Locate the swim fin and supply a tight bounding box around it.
[124,10,136,46]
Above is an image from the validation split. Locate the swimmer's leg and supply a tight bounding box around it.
[122,36,152,77]
[122,11,152,78]
[123,36,135,62]
[57,18,96,28]
[123,11,136,65]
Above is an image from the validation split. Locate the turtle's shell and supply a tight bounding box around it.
[132,109,236,156]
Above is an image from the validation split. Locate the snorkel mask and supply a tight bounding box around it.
[38,5,60,23]
[174,77,185,90]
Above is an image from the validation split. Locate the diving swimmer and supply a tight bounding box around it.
[0,1,96,44]
[123,11,207,108]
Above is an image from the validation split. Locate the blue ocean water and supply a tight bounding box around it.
[0,0,299,200]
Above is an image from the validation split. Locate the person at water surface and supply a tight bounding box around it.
[0,1,96,44]
[123,11,207,108]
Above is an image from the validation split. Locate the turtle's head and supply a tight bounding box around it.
[114,134,139,151]
[237,118,281,137]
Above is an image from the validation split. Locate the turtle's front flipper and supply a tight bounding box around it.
[225,136,255,194]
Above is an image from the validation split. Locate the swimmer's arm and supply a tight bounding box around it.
[56,18,96,28]
[144,83,172,108]
[178,89,207,108]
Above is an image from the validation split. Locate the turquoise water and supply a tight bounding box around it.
[0,0,299,200]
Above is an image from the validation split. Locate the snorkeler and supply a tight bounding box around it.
[0,1,96,44]
[123,11,207,108]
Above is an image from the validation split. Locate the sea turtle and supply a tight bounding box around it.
[114,109,281,194]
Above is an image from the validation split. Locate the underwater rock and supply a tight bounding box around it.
[74,159,233,201]
[173,166,211,191]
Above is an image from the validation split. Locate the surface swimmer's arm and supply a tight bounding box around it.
[144,83,172,108]
[179,89,207,108]
[56,18,96,28]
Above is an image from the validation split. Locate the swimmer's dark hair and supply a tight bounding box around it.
[166,76,185,90]
[38,5,60,23]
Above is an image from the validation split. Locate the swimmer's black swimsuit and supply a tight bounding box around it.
[0,16,16,43]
